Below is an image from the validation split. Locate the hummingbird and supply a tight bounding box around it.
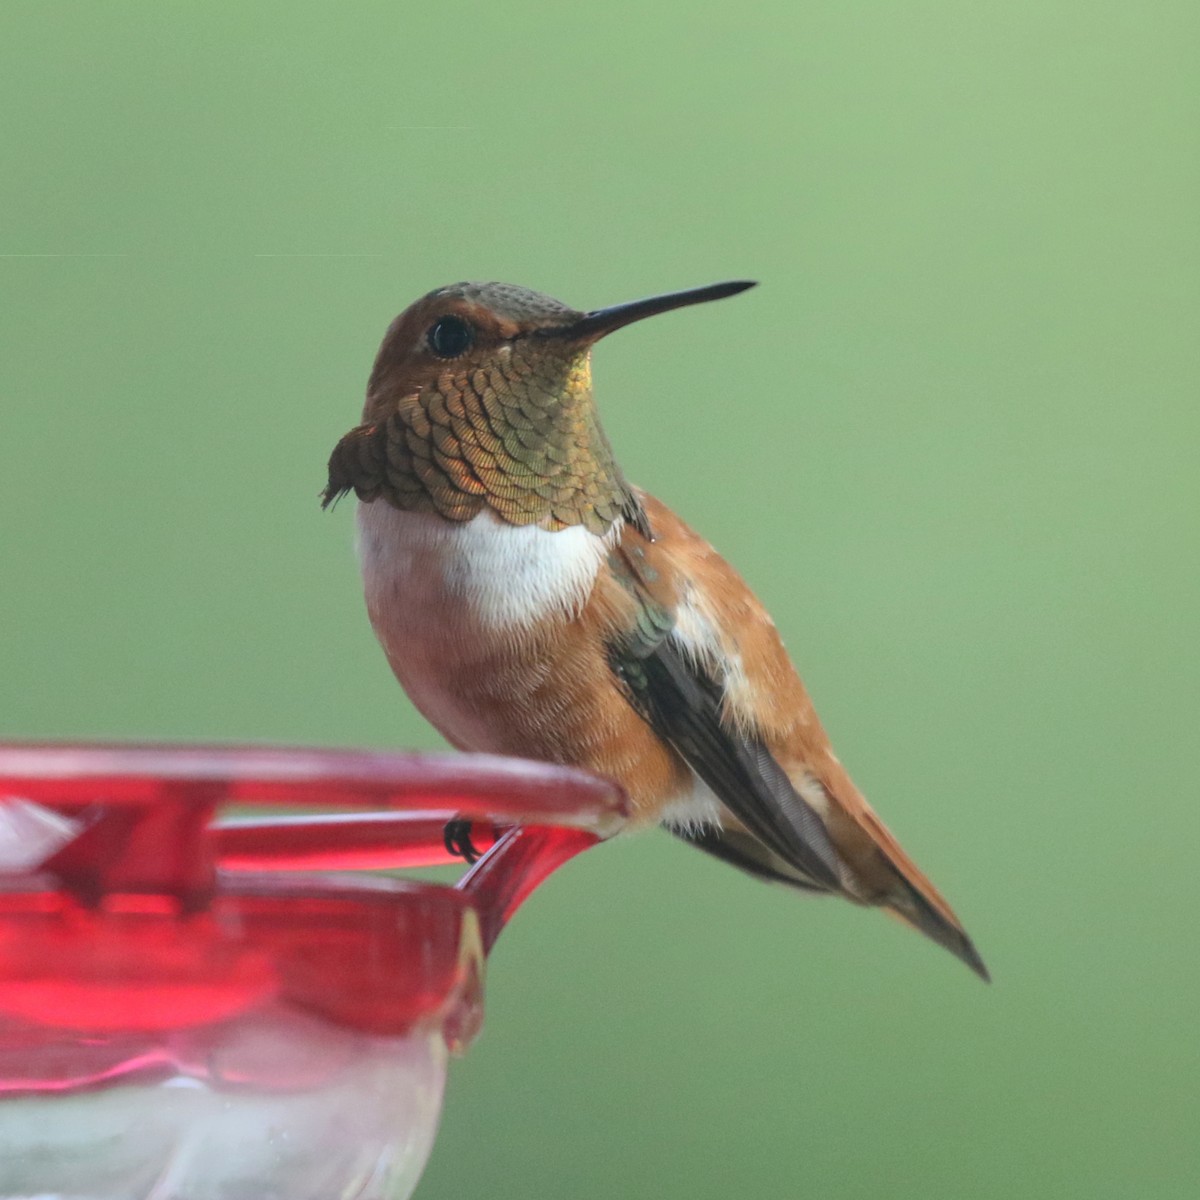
[324,280,988,980]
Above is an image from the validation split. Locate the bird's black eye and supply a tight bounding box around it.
[426,315,474,359]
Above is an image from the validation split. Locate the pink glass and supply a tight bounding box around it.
[0,742,628,1200]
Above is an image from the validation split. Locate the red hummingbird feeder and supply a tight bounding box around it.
[0,742,628,1199]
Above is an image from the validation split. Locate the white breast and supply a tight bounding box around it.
[356,503,618,631]
[354,502,618,751]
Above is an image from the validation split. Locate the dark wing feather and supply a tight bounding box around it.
[608,624,842,892]
[674,824,829,893]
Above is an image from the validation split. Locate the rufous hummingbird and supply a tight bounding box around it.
[325,280,988,980]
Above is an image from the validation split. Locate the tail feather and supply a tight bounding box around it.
[888,879,991,982]
[817,771,989,981]
[676,821,990,981]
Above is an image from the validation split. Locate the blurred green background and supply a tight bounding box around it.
[2,2,1197,1196]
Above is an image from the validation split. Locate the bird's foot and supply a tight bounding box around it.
[443,818,481,864]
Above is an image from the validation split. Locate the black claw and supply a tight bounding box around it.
[443,818,481,864]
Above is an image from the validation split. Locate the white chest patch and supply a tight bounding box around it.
[356,503,618,630]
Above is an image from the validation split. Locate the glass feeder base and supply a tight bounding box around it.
[0,1019,447,1200]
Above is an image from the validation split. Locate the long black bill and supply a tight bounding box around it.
[542,279,757,341]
